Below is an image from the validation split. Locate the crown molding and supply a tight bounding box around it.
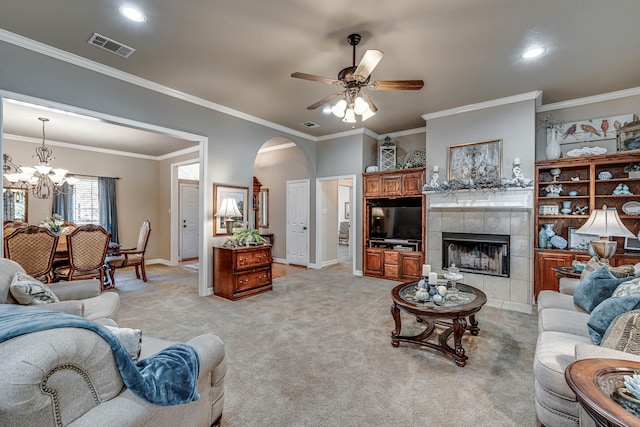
[378,127,426,140]
[422,91,543,121]
[2,133,198,161]
[0,29,316,142]
[537,86,640,113]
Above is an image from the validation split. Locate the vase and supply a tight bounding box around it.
[544,223,556,238]
[546,129,562,160]
[561,201,572,215]
[538,227,548,249]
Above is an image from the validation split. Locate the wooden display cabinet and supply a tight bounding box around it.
[363,167,426,281]
[534,152,640,298]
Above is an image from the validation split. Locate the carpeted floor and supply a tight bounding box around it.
[113,263,540,427]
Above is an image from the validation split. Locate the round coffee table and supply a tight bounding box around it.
[390,281,487,367]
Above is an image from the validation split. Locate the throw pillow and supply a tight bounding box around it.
[573,266,629,313]
[104,325,142,361]
[612,278,640,298]
[580,257,635,280]
[9,272,60,305]
[588,295,640,344]
[601,309,640,355]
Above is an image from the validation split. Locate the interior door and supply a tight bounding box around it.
[286,179,309,266]
[179,182,199,260]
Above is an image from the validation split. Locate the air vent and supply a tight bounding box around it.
[301,121,320,129]
[88,33,135,58]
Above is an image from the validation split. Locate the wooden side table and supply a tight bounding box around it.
[551,265,582,280]
[565,358,640,427]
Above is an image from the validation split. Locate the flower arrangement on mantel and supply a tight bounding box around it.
[39,214,64,233]
[232,228,266,246]
[422,177,533,194]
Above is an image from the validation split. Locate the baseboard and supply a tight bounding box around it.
[146,258,173,266]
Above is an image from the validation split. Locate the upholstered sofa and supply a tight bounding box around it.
[0,259,226,427]
[535,271,640,427]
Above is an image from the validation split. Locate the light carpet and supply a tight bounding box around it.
[114,263,541,427]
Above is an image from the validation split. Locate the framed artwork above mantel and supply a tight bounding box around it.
[448,139,502,182]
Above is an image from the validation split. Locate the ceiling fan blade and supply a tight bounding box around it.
[372,80,424,90]
[306,92,343,110]
[362,93,378,113]
[291,72,342,86]
[353,50,384,82]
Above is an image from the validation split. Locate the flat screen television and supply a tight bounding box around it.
[369,205,422,241]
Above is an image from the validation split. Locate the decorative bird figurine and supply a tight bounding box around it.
[563,124,577,139]
[580,124,601,137]
[601,119,609,137]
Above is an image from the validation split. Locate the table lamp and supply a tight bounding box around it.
[575,205,635,263]
[215,197,241,235]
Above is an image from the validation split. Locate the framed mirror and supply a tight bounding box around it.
[3,188,28,223]
[258,188,269,228]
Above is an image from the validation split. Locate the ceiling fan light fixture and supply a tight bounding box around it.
[353,96,369,115]
[361,108,376,122]
[343,108,356,123]
[332,99,347,118]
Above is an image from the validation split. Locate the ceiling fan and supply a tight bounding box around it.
[291,33,424,123]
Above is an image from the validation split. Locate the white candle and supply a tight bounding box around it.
[433,166,439,172]
[422,264,431,276]
[513,157,520,165]
[429,272,438,285]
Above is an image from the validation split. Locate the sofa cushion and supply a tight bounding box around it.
[580,257,635,280]
[612,277,640,297]
[538,307,590,337]
[10,272,60,305]
[587,295,640,344]
[537,290,587,314]
[600,309,640,355]
[104,325,142,361]
[574,266,628,313]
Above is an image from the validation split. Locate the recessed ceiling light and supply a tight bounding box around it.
[120,6,146,22]
[521,46,546,60]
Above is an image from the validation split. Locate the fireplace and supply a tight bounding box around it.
[442,232,510,278]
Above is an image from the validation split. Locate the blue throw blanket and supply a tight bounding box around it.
[0,304,200,406]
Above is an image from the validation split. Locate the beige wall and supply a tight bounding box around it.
[3,138,165,260]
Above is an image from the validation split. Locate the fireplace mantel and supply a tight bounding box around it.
[423,188,534,210]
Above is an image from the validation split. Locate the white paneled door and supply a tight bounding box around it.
[286,179,309,266]
[180,183,199,260]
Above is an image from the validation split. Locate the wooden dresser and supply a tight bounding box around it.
[213,245,272,300]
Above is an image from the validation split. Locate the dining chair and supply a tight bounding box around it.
[53,224,111,289]
[4,225,59,283]
[107,221,151,286]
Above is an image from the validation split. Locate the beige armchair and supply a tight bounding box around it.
[0,258,225,427]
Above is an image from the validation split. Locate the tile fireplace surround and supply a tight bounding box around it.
[425,188,534,313]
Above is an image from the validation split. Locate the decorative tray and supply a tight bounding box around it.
[622,201,640,216]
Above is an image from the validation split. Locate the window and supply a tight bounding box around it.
[72,176,99,224]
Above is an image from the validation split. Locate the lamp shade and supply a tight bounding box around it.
[371,207,384,218]
[216,197,241,218]
[575,207,635,237]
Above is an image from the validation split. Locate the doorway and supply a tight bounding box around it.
[179,181,199,261]
[316,175,356,274]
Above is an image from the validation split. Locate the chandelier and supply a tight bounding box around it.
[3,117,78,199]
[330,87,377,123]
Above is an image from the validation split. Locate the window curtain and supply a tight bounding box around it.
[51,183,74,221]
[99,177,119,243]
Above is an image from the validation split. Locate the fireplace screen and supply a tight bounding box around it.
[442,232,510,278]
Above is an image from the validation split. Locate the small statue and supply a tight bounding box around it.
[544,183,562,197]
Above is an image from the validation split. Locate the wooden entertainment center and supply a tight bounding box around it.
[363,167,426,281]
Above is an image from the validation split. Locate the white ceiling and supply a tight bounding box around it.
[2,0,640,153]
